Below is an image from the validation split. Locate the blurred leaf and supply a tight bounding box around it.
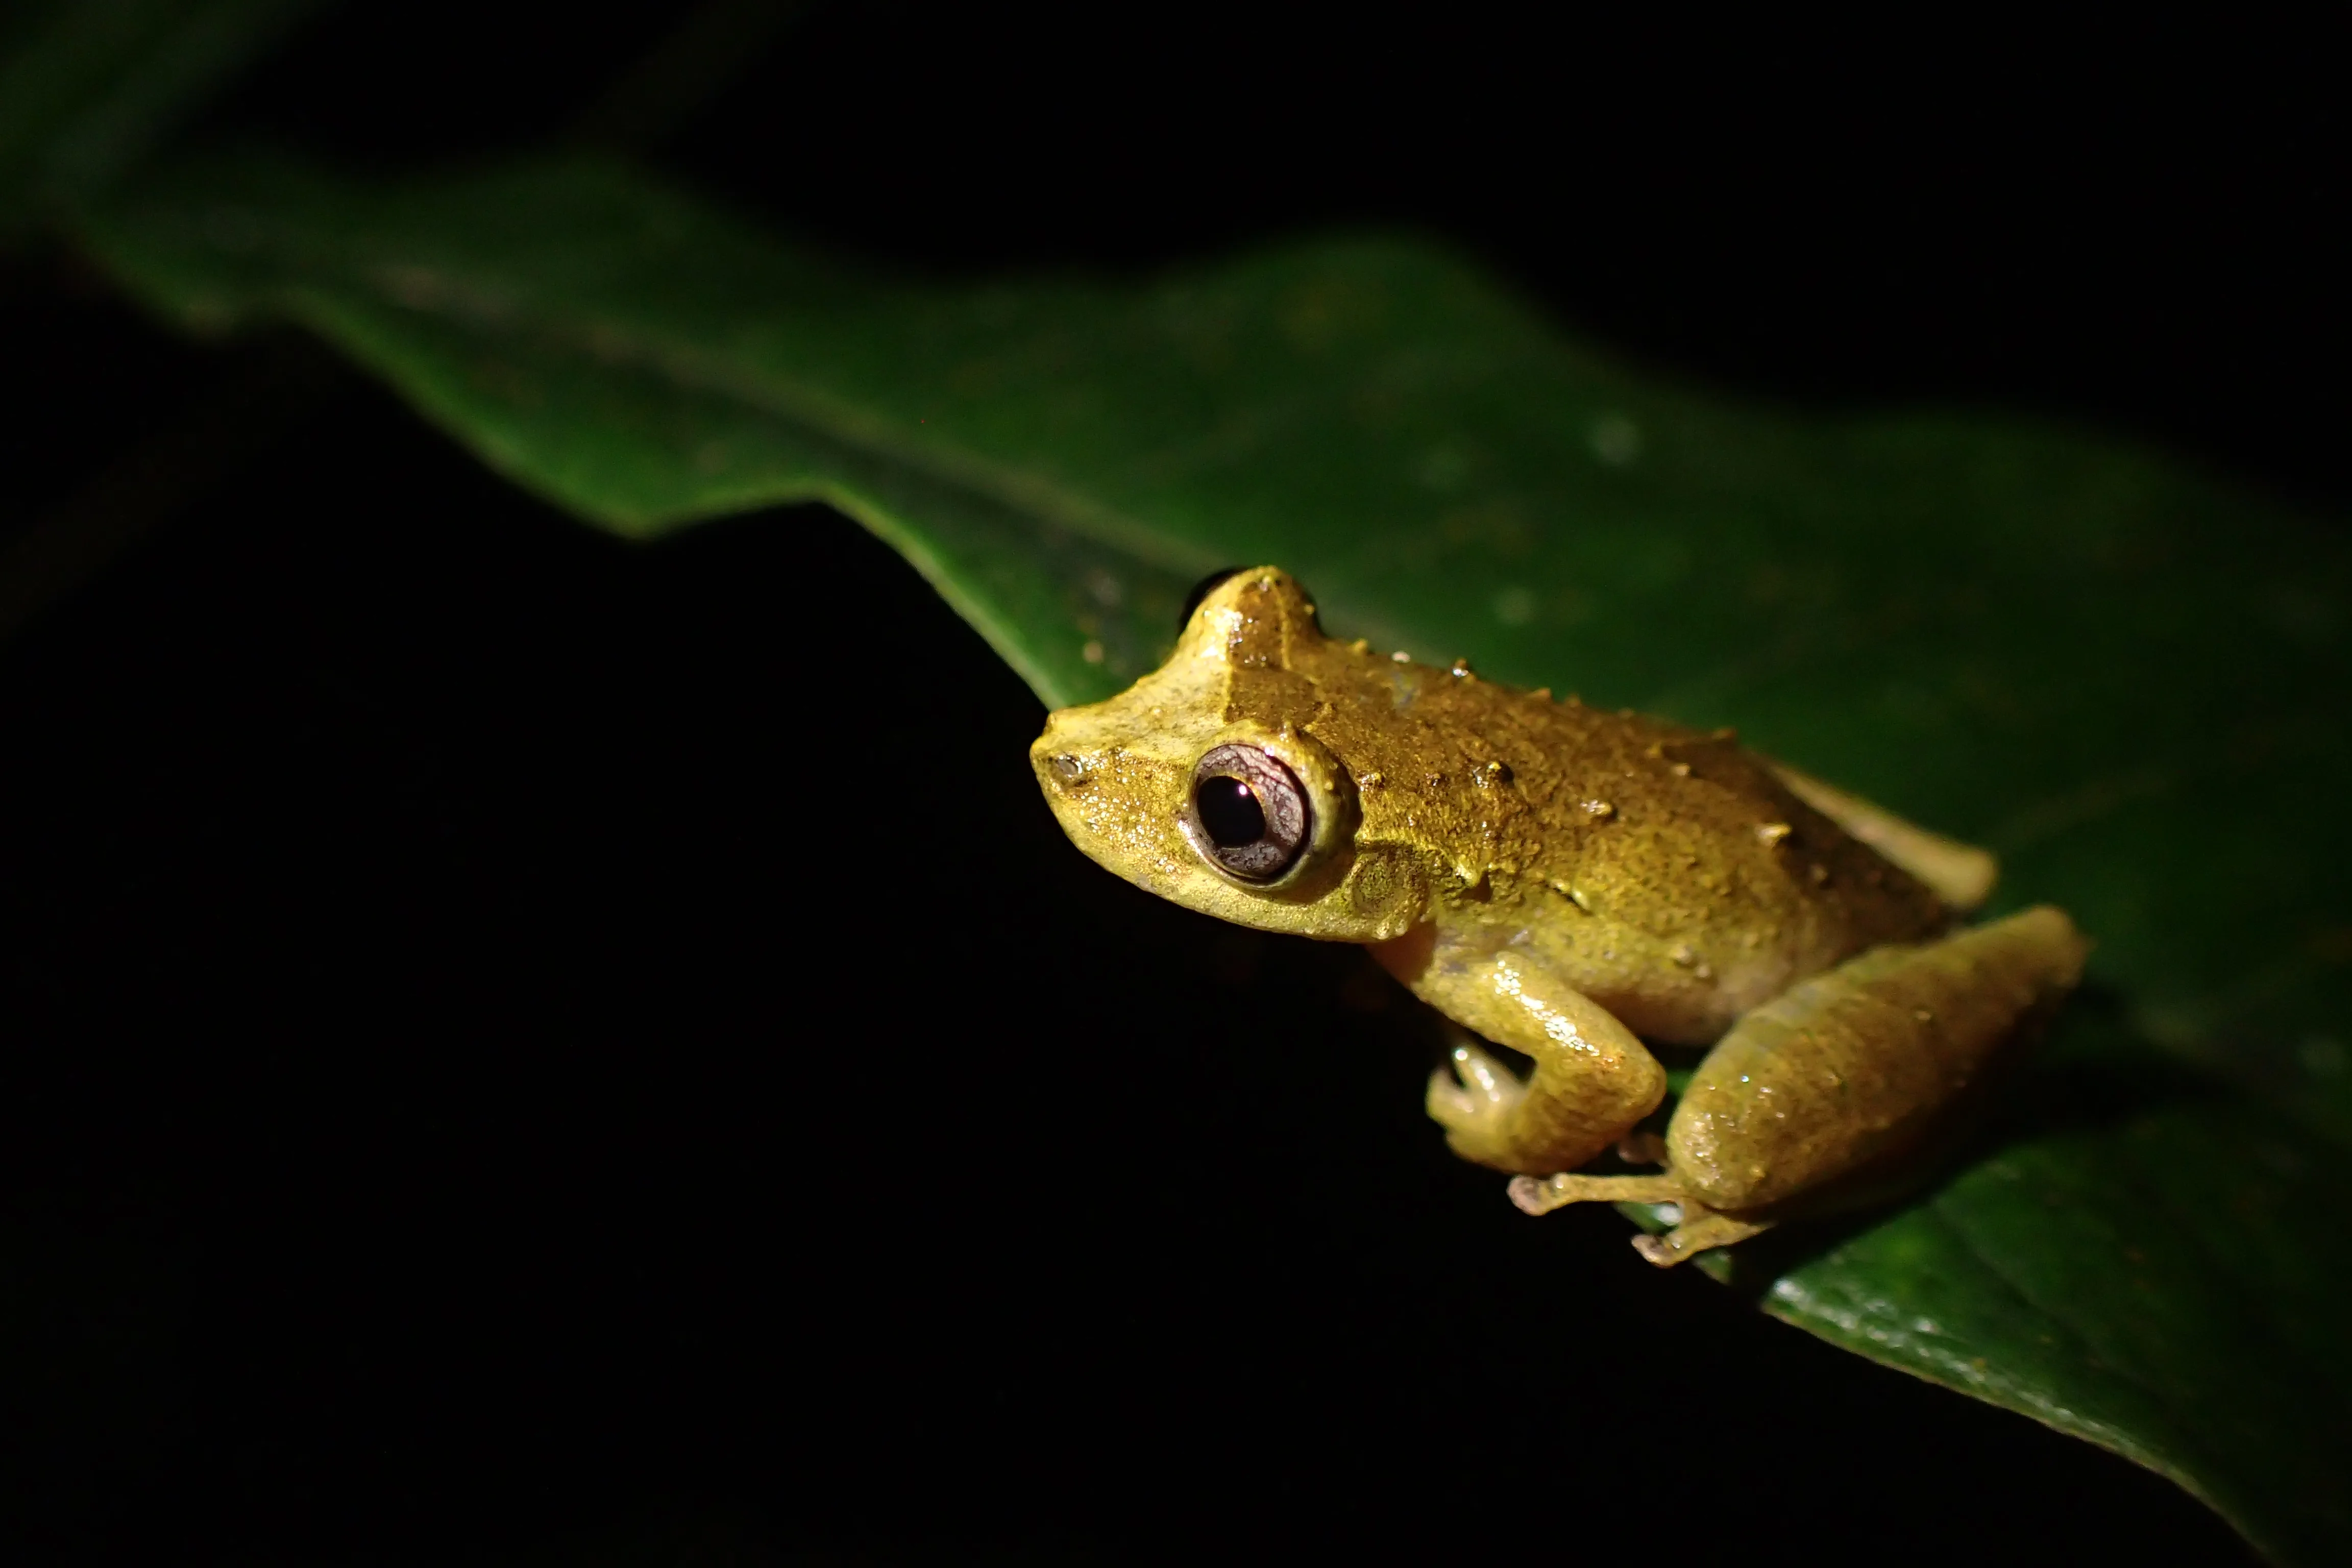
[0,0,324,227]
[71,153,2352,1562]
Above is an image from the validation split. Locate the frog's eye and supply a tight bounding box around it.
[1185,743,1310,881]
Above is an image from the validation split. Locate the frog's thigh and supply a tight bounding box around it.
[1407,946,1668,1177]
[1669,905,2089,1213]
[1511,907,2087,1267]
[1767,760,1999,912]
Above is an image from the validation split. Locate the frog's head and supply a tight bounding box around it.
[1030,567,1430,942]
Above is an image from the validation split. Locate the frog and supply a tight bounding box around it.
[1029,567,2089,1265]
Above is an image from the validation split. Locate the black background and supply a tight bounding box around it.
[0,4,2332,1562]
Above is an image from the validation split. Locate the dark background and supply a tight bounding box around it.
[0,4,2332,1562]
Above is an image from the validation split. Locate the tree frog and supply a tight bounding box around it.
[1030,568,2088,1265]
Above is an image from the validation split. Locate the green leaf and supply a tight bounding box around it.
[70,153,2352,1562]
[1645,1013,2352,1564]
[0,0,326,227]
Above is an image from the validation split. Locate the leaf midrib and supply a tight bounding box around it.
[296,234,1222,580]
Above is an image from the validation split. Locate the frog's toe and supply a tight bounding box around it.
[1630,1208,1773,1267]
[1447,1039,1528,1109]
[1426,1040,1535,1168]
[1426,1067,1479,1125]
[1425,1040,1526,1133]
[1507,1169,1682,1216]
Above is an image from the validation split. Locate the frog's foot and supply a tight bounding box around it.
[1629,1206,1772,1268]
[1505,1170,1683,1214]
[1505,1174,1772,1268]
[1426,1038,1530,1166]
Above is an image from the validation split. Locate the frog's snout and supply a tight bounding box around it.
[1030,738,1113,825]
[1027,716,1087,794]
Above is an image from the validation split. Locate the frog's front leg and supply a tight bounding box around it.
[1509,905,2089,1267]
[1374,925,1667,1175]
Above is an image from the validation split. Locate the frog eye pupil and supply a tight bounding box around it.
[1186,743,1310,881]
[1196,776,1267,847]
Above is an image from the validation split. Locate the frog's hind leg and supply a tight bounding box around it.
[1669,905,2088,1215]
[1507,1171,1682,1211]
[1504,1173,1771,1266]
[1629,1202,1771,1266]
[1508,906,2090,1268]
[1767,760,1998,912]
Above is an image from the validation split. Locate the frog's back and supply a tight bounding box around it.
[1295,640,1951,1044]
